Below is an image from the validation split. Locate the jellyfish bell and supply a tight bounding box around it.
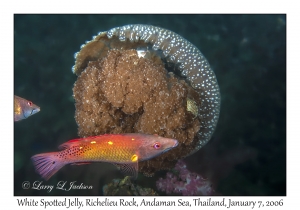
[72,24,220,175]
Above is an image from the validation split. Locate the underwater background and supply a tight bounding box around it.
[14,14,286,196]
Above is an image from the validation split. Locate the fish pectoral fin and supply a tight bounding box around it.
[113,162,138,180]
[71,162,91,165]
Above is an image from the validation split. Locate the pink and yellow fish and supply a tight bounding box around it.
[31,133,178,180]
[14,95,40,121]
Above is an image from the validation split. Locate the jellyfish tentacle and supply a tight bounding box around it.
[108,25,220,153]
[73,24,220,155]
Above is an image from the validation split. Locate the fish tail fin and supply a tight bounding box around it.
[31,152,66,181]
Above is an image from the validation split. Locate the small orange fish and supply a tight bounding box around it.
[14,95,40,121]
[31,133,178,180]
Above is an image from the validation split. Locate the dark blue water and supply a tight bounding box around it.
[14,14,286,196]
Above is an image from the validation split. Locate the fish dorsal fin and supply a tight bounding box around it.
[113,162,138,180]
[58,139,81,150]
[57,136,100,150]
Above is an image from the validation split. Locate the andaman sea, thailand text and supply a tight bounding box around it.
[16,197,284,209]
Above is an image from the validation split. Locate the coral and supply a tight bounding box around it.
[156,160,215,196]
[103,176,158,196]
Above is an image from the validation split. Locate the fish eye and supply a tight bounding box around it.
[27,101,33,106]
[153,142,161,149]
